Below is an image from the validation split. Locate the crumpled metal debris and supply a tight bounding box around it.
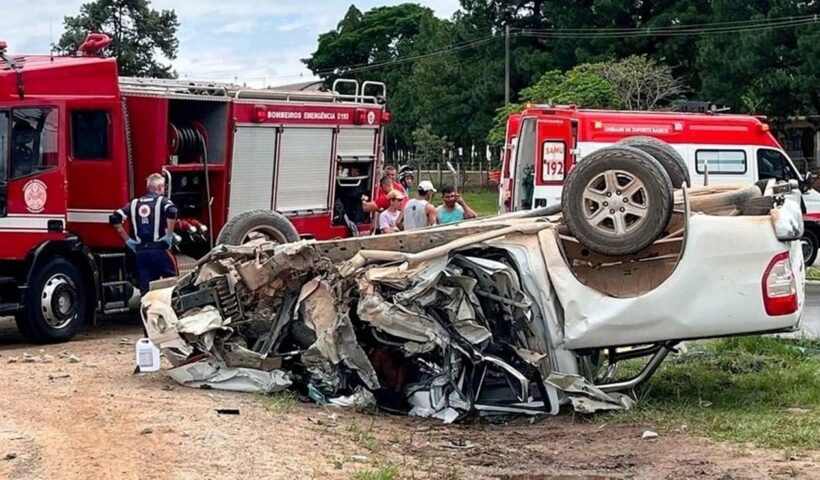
[168,359,291,394]
[140,227,630,422]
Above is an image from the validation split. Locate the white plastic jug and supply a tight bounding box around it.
[135,338,161,372]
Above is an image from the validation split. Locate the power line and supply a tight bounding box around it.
[512,14,818,34]
[179,35,504,85]
[314,35,500,75]
[183,14,817,84]
[519,21,817,38]
[515,16,818,38]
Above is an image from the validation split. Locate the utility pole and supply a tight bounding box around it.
[504,24,510,105]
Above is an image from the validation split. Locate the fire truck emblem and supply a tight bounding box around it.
[23,179,47,213]
[138,204,152,218]
[367,111,376,125]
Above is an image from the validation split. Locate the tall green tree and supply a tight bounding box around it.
[696,0,820,116]
[412,123,453,167]
[304,4,447,151]
[58,0,179,78]
[486,63,623,145]
[306,1,818,161]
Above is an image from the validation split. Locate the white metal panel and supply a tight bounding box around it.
[228,126,276,219]
[276,128,334,211]
[337,128,377,157]
[541,210,803,349]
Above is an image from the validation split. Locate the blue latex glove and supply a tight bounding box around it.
[160,234,174,248]
[125,238,140,251]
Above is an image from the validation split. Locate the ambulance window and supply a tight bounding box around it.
[695,149,746,174]
[71,110,110,160]
[515,119,537,175]
[9,107,58,180]
[757,149,798,181]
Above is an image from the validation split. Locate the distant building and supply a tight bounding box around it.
[773,116,820,172]
[266,80,325,92]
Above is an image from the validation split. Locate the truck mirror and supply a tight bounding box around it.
[800,172,814,193]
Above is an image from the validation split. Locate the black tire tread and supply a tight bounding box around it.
[15,256,86,344]
[803,227,819,267]
[618,136,691,188]
[216,210,300,246]
[562,145,673,256]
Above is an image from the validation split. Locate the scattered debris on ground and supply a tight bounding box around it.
[642,430,659,440]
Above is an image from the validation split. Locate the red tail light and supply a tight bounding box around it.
[762,251,797,316]
[381,111,392,123]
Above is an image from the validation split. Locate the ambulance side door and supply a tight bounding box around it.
[532,117,574,208]
[499,114,521,213]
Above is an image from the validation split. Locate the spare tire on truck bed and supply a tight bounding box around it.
[617,136,691,188]
[562,145,674,256]
[217,210,300,246]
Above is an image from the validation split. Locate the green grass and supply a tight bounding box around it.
[348,420,379,452]
[609,336,820,449]
[258,391,299,414]
[807,266,820,280]
[351,463,400,480]
[459,188,499,217]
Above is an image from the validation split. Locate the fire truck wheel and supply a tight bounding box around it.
[562,145,673,256]
[15,257,86,344]
[801,228,818,267]
[217,210,300,246]
[675,184,761,215]
[617,136,690,188]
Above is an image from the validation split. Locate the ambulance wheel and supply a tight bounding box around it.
[217,210,300,246]
[15,257,86,344]
[618,136,690,188]
[562,145,673,256]
[801,228,818,267]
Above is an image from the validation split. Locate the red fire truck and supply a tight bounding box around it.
[499,104,820,265]
[0,35,389,343]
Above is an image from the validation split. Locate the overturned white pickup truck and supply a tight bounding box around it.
[140,174,805,420]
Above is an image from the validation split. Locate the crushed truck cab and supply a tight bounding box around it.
[139,180,804,420]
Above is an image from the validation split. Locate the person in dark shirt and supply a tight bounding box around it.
[110,173,178,293]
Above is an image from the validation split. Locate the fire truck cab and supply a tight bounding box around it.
[499,105,820,265]
[0,36,389,343]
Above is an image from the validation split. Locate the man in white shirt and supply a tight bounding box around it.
[402,180,438,231]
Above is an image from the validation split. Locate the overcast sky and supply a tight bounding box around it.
[0,0,460,87]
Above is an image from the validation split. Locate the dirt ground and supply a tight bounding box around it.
[1,316,818,480]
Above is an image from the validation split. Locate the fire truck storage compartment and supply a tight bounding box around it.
[228,125,276,219]
[275,128,334,213]
[169,170,208,218]
[167,98,228,165]
[334,127,378,225]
